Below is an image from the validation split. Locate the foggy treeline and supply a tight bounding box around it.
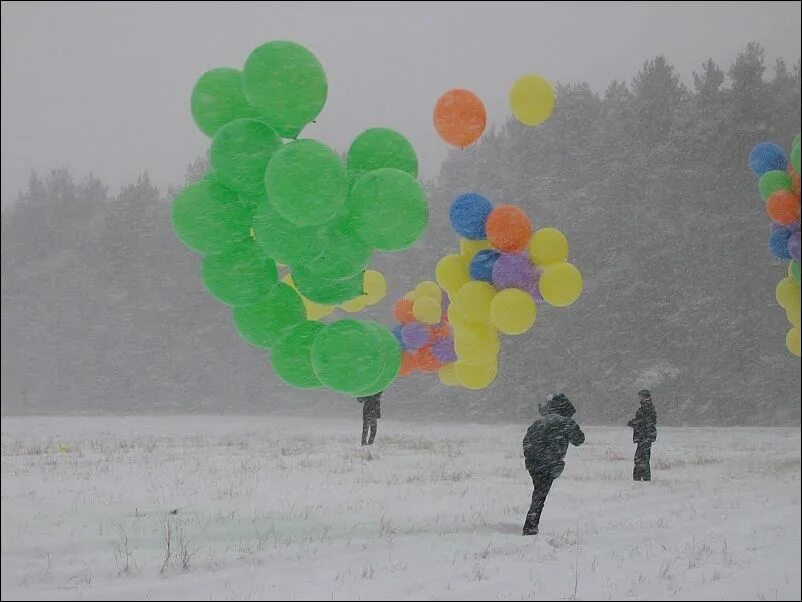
[2,44,800,425]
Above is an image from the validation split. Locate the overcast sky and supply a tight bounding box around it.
[1,1,800,205]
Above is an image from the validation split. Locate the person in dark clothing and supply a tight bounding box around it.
[521,393,585,535]
[627,389,657,481]
[357,391,382,445]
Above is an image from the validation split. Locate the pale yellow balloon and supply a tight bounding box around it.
[776,277,800,310]
[439,363,459,386]
[787,327,801,357]
[281,274,296,288]
[415,280,442,301]
[403,290,417,301]
[490,288,537,335]
[509,74,555,126]
[306,301,335,320]
[363,270,387,305]
[528,227,569,267]
[454,280,497,324]
[454,322,500,364]
[341,296,368,313]
[459,238,492,262]
[447,303,468,330]
[539,262,583,307]
[413,295,442,325]
[436,254,470,296]
[787,304,801,328]
[456,359,498,390]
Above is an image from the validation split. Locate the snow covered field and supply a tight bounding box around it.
[1,416,800,601]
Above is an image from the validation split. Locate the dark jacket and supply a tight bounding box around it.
[523,395,585,479]
[358,393,381,420]
[627,400,657,443]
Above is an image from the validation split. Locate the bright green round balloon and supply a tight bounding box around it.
[792,260,801,283]
[353,322,402,396]
[301,219,372,279]
[171,179,254,255]
[265,139,347,227]
[232,283,306,349]
[292,268,364,305]
[792,142,801,175]
[252,197,328,266]
[210,118,282,196]
[347,168,428,251]
[271,320,325,389]
[347,128,418,186]
[311,320,385,394]
[201,242,277,306]
[191,68,260,137]
[242,41,327,138]
[759,170,792,201]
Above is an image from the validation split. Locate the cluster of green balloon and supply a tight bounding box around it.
[171,40,425,394]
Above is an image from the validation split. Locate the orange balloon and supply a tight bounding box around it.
[393,298,415,323]
[415,346,441,373]
[433,89,486,148]
[399,352,417,376]
[430,321,451,339]
[767,190,801,225]
[486,205,532,252]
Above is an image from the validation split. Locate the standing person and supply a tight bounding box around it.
[521,393,585,536]
[627,389,657,481]
[357,391,382,446]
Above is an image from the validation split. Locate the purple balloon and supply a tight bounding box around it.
[789,231,801,261]
[492,253,535,290]
[401,322,428,350]
[432,336,457,363]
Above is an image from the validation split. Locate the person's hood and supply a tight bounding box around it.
[547,394,576,418]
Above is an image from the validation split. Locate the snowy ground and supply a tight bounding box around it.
[1,416,800,601]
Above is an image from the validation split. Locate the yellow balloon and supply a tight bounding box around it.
[490,288,537,335]
[460,238,492,262]
[415,280,442,301]
[306,301,335,320]
[363,270,387,305]
[403,290,417,301]
[528,227,569,267]
[787,327,801,357]
[436,254,470,296]
[456,359,498,390]
[341,296,368,313]
[454,280,496,324]
[454,322,500,364]
[509,74,555,126]
[447,303,467,330]
[539,262,583,307]
[776,277,800,309]
[439,363,459,386]
[413,295,442,325]
[787,304,801,328]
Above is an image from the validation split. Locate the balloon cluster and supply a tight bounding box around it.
[749,134,802,357]
[171,40,430,394]
[392,281,457,384]
[421,194,583,390]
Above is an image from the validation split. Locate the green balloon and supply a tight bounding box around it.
[232,283,306,349]
[210,118,282,196]
[292,268,364,305]
[242,41,327,138]
[792,260,801,283]
[354,322,402,396]
[346,168,428,251]
[270,320,325,389]
[311,320,385,394]
[347,128,418,186]
[301,218,372,279]
[191,68,260,137]
[251,197,328,266]
[759,170,792,201]
[171,179,254,255]
[265,139,347,227]
[791,143,801,175]
[201,242,277,306]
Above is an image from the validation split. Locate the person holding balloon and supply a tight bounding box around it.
[358,391,382,446]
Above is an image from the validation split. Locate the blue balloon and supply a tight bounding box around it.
[449,193,493,239]
[769,228,793,260]
[469,249,501,283]
[392,324,405,349]
[749,143,788,176]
